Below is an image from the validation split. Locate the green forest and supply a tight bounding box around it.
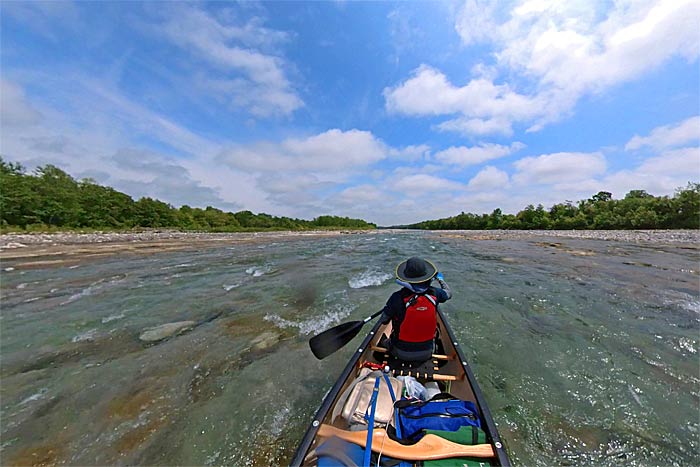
[1,158,698,232]
[400,184,699,230]
[0,159,376,232]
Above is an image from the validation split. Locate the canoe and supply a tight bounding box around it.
[291,308,511,466]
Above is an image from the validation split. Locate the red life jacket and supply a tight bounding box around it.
[397,293,437,343]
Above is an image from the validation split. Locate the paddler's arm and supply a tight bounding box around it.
[380,304,391,324]
[380,291,403,324]
[434,272,452,301]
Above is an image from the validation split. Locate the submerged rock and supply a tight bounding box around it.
[250,331,282,351]
[139,321,195,342]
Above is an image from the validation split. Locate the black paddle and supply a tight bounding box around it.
[309,309,384,360]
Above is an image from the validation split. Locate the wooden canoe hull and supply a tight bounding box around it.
[291,309,510,466]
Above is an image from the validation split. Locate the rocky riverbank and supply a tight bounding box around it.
[0,230,373,268]
[433,229,700,245]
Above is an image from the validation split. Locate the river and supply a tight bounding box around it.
[1,231,698,466]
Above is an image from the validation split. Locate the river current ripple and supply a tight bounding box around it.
[1,232,698,466]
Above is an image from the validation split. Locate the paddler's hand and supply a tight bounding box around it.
[435,272,444,281]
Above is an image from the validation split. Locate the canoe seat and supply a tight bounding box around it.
[368,346,460,382]
[369,344,453,361]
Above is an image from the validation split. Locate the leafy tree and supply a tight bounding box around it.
[33,165,82,226]
[399,185,699,230]
[670,182,700,228]
[591,191,612,203]
[133,197,177,228]
[1,158,40,227]
[78,179,135,228]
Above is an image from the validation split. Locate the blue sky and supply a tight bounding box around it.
[1,1,698,225]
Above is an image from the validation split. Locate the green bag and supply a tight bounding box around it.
[419,427,491,467]
[421,458,491,467]
[423,425,487,445]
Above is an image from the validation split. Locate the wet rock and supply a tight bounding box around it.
[251,331,282,351]
[139,321,196,342]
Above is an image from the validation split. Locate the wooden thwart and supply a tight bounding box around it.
[317,424,495,460]
[391,369,457,381]
[370,345,453,361]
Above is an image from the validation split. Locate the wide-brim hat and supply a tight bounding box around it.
[395,257,437,283]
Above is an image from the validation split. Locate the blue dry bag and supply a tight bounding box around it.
[396,394,481,441]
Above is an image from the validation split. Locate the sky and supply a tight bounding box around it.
[1,0,699,226]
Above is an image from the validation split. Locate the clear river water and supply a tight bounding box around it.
[1,231,698,466]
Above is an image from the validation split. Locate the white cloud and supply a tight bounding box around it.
[0,79,42,127]
[600,147,700,199]
[635,147,700,177]
[390,173,465,194]
[467,166,510,191]
[434,142,525,166]
[436,117,513,137]
[454,0,498,46]
[625,116,700,151]
[384,66,541,121]
[157,5,302,117]
[513,152,607,185]
[388,144,431,161]
[334,184,384,206]
[0,79,260,213]
[218,129,387,173]
[386,0,700,136]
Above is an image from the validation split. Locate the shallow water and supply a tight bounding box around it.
[1,232,698,466]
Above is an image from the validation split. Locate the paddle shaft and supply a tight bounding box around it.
[363,309,385,323]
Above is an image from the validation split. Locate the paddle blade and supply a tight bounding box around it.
[309,320,364,360]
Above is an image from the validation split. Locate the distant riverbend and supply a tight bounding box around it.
[1,230,698,466]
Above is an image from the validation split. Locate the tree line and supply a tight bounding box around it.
[399,185,699,230]
[0,158,376,231]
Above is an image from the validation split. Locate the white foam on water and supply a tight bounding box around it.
[101,313,125,323]
[682,299,700,314]
[19,388,48,405]
[60,275,127,305]
[223,283,241,291]
[204,450,221,466]
[16,283,27,289]
[4,267,15,271]
[269,404,291,437]
[348,268,392,289]
[71,329,98,342]
[246,265,272,277]
[677,337,697,354]
[61,281,105,305]
[160,263,194,270]
[264,303,356,335]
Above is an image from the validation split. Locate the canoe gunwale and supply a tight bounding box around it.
[290,317,385,467]
[437,308,511,466]
[291,310,511,466]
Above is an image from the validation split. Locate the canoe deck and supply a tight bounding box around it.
[292,309,511,466]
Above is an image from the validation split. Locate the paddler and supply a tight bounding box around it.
[379,257,452,362]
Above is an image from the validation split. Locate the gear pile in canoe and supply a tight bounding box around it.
[292,308,511,466]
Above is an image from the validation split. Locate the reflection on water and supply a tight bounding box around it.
[0,232,698,466]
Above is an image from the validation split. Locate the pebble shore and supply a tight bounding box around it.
[433,229,700,244]
[1,228,698,248]
[0,230,364,266]
[0,229,357,248]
